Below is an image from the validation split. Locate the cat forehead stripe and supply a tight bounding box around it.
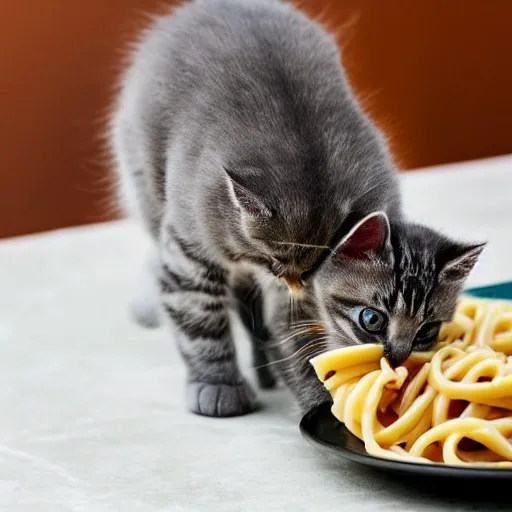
[380,235,438,317]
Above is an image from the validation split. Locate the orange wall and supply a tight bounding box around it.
[312,0,512,170]
[1,1,511,238]
[0,1,167,238]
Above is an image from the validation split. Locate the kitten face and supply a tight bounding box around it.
[313,212,485,367]
[252,239,325,294]
[224,168,337,292]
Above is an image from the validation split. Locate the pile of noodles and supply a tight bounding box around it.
[310,298,512,467]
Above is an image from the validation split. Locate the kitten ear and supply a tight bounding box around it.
[225,169,272,219]
[335,211,391,261]
[439,242,486,282]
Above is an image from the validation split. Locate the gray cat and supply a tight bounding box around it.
[110,0,483,417]
[262,213,484,410]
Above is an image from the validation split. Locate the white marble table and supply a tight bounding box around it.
[1,156,511,511]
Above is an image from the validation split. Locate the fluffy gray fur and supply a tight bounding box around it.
[110,0,483,417]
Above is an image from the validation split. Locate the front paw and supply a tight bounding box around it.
[186,380,259,417]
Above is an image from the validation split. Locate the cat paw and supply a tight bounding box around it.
[187,380,259,417]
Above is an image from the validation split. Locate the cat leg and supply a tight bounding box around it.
[251,336,277,390]
[267,323,331,412]
[232,276,277,389]
[160,227,258,417]
[263,285,331,411]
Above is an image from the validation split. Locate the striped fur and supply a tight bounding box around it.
[257,218,483,413]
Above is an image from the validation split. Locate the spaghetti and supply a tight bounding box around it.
[310,298,512,467]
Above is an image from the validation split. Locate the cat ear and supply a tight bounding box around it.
[335,211,391,261]
[225,169,272,219]
[439,242,486,282]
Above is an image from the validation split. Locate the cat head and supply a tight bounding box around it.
[313,211,485,367]
[224,167,342,295]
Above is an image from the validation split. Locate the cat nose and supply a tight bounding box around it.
[384,340,413,368]
[281,275,304,298]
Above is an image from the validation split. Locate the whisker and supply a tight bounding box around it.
[270,240,333,252]
[256,339,329,369]
[266,327,315,348]
[280,343,331,373]
[265,317,327,349]
[290,319,322,325]
[282,350,327,373]
[289,320,325,330]
[289,294,298,326]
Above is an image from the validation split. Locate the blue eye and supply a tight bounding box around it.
[359,308,387,334]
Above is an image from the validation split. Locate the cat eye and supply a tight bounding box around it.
[415,322,442,344]
[358,308,388,334]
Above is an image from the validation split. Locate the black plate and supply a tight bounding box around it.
[301,283,512,480]
[300,402,512,480]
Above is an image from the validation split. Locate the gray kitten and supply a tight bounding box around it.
[110,0,483,416]
[262,213,484,411]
